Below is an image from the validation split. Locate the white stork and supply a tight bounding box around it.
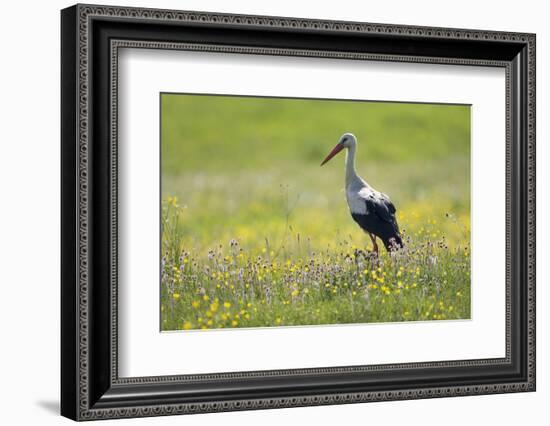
[321,133,403,254]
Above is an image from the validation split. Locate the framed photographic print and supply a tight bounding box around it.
[61,4,536,421]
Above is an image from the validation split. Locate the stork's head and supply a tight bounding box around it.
[320,133,357,166]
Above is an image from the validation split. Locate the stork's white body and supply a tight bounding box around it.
[343,138,388,216]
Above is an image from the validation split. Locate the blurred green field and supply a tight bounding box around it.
[160,94,471,331]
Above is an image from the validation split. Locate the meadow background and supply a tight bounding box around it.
[160,94,471,331]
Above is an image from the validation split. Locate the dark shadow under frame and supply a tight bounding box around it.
[61,4,535,421]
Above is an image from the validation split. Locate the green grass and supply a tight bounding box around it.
[160,94,471,331]
[162,95,470,173]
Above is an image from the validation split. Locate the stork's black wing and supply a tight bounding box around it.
[351,191,403,251]
[366,192,396,224]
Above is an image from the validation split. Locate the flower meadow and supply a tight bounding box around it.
[161,198,471,331]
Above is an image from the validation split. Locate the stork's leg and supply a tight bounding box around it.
[368,233,379,255]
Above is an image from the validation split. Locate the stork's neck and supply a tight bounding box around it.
[345,144,361,188]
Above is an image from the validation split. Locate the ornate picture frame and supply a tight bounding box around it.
[61,4,535,420]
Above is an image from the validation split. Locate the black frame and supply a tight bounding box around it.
[61,4,536,421]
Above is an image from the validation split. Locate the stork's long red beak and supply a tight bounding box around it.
[320,143,344,166]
